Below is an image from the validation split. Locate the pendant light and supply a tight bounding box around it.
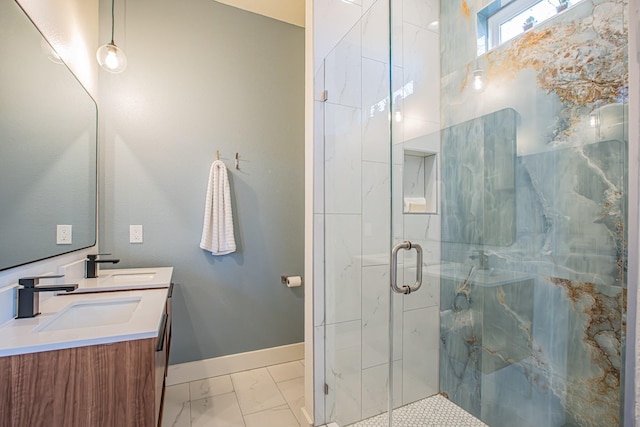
[96,0,127,73]
[473,69,484,91]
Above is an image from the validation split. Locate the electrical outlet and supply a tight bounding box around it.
[129,225,143,243]
[56,224,72,245]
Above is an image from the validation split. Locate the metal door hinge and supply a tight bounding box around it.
[321,90,328,102]
[324,383,329,395]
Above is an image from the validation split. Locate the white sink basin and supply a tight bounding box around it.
[34,297,142,332]
[107,272,157,282]
[73,267,172,293]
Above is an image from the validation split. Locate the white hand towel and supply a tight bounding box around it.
[200,160,236,255]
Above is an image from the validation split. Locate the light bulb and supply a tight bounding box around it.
[473,69,484,91]
[474,75,483,91]
[394,109,403,122]
[105,49,119,69]
[97,42,127,73]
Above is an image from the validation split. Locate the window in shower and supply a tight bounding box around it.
[477,0,586,55]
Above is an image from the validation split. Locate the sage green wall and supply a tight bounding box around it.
[99,0,304,364]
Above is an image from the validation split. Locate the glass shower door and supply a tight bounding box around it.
[387,0,443,421]
[320,0,445,425]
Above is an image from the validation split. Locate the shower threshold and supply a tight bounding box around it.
[346,394,487,427]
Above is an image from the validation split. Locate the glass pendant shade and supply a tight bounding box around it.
[97,42,127,73]
[473,69,484,91]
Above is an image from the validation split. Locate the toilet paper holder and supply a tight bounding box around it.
[281,275,303,286]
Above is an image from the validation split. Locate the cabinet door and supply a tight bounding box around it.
[166,283,173,368]
[155,311,169,426]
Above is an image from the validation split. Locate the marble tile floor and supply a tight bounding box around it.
[163,360,484,427]
[162,359,306,427]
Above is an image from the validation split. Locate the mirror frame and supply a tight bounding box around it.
[0,2,98,271]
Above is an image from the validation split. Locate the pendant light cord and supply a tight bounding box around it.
[110,0,115,44]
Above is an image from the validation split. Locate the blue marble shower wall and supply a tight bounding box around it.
[439,1,628,426]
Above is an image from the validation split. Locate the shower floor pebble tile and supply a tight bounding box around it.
[347,394,488,427]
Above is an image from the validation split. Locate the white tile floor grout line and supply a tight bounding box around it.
[163,361,485,427]
[163,360,306,426]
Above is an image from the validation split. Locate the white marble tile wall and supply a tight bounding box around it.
[316,0,442,425]
[324,104,362,215]
[404,155,426,198]
[314,324,326,423]
[314,104,325,214]
[324,215,362,325]
[361,361,403,419]
[402,22,440,141]
[362,265,403,369]
[314,213,325,328]
[403,0,440,31]
[403,265,440,312]
[314,0,364,65]
[392,164,405,241]
[361,0,389,64]
[362,162,390,266]
[362,58,390,164]
[402,306,440,405]
[325,25,362,110]
[325,320,363,426]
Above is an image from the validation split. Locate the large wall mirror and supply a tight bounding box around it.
[0,0,97,271]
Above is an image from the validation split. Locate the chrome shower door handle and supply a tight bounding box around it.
[390,241,423,295]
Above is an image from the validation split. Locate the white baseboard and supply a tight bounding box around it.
[300,406,314,426]
[166,342,304,386]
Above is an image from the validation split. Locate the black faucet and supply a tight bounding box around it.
[85,254,120,278]
[470,249,489,270]
[17,276,78,319]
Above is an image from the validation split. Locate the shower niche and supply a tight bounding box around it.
[403,149,438,214]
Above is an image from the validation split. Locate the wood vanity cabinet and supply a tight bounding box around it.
[156,283,173,426]
[0,286,172,427]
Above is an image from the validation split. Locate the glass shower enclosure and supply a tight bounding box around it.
[317,0,628,426]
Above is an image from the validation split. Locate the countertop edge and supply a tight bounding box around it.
[0,330,157,357]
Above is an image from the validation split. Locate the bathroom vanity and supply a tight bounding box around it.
[0,269,173,427]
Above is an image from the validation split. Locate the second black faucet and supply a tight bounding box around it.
[85,254,120,278]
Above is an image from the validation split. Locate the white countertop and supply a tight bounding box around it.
[0,287,169,357]
[71,266,173,293]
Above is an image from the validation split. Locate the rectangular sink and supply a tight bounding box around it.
[108,272,157,282]
[72,267,172,293]
[34,297,142,332]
